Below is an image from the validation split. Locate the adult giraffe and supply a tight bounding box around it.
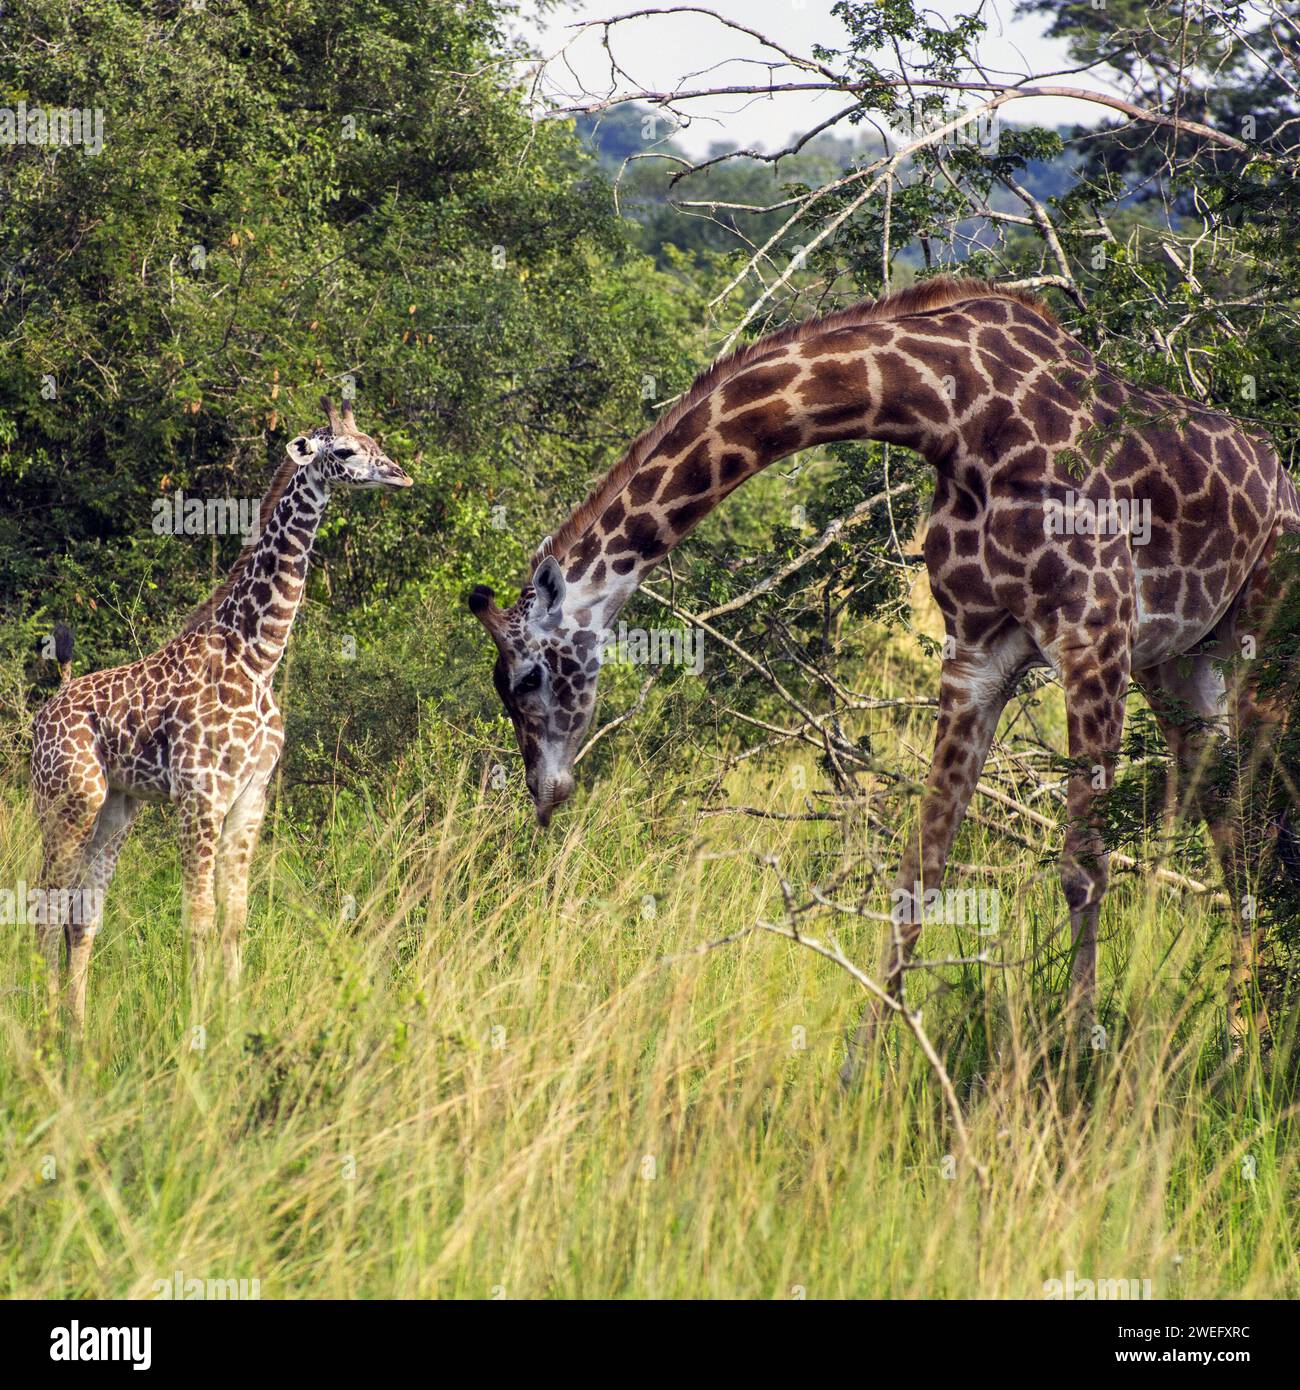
[468,276,1298,1063]
[30,399,411,1027]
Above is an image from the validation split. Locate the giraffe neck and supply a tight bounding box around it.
[212,465,329,676]
[559,325,951,626]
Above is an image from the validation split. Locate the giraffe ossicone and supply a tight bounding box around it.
[29,398,412,1028]
[467,274,1298,1056]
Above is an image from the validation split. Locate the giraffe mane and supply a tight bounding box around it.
[532,275,1056,574]
[180,450,303,634]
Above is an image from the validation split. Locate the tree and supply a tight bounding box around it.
[0,0,705,664]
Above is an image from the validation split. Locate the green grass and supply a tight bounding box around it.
[1,664,1297,1299]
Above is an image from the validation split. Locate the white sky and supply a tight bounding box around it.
[518,0,1114,156]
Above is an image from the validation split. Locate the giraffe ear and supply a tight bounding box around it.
[288,434,319,460]
[532,555,567,617]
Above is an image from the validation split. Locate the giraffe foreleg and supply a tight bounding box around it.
[1055,640,1131,1031]
[215,773,272,987]
[839,637,1027,1086]
[178,794,224,995]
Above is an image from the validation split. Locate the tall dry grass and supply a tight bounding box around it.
[1,652,1295,1297]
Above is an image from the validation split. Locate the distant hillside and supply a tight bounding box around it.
[576,104,1084,268]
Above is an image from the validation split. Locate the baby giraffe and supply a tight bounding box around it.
[30,399,411,1027]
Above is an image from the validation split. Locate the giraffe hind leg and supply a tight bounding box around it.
[66,791,139,1030]
[1139,535,1293,1048]
[33,766,107,1025]
[1136,655,1271,1047]
[1221,537,1297,1045]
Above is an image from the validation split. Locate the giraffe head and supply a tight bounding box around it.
[289,397,413,489]
[468,554,604,825]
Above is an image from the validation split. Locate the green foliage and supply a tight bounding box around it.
[0,0,706,687]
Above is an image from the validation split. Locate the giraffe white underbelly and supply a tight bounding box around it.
[1129,579,1240,670]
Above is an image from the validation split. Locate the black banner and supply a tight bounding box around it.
[0,1297,1286,1374]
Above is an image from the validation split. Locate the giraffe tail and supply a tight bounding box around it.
[53,622,73,686]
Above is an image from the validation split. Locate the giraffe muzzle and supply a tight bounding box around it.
[372,459,413,488]
[533,771,576,827]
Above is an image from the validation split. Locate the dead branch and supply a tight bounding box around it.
[668,850,990,1189]
[699,483,914,621]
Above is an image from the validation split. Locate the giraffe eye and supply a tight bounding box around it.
[336,446,355,458]
[514,666,543,696]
